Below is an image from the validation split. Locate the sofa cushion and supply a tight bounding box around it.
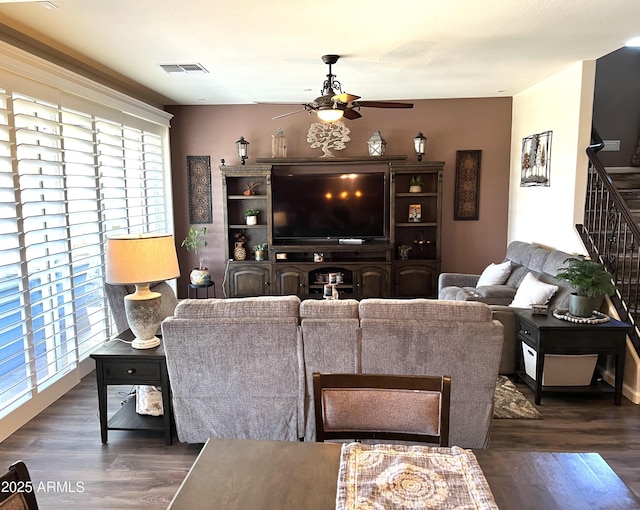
[476,261,512,287]
[510,272,558,308]
[174,296,301,319]
[299,299,359,319]
[359,298,493,322]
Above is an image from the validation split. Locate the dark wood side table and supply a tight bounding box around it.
[90,330,173,444]
[514,310,630,405]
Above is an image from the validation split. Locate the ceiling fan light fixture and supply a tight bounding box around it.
[316,107,344,123]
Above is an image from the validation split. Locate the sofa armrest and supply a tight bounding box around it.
[438,273,480,293]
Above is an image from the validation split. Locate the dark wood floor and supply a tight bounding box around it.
[0,372,638,509]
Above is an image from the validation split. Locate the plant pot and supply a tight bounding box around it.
[254,250,265,262]
[246,216,257,226]
[409,185,422,193]
[190,268,211,285]
[568,293,598,317]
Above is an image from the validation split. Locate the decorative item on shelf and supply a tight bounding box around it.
[272,128,287,158]
[323,283,339,300]
[232,232,247,261]
[314,252,324,262]
[367,130,386,156]
[307,121,350,157]
[253,243,267,262]
[398,244,412,260]
[236,135,249,165]
[181,226,211,285]
[243,181,260,196]
[244,209,259,225]
[413,131,427,161]
[408,204,422,222]
[413,233,430,258]
[106,234,180,349]
[555,256,616,317]
[409,175,423,193]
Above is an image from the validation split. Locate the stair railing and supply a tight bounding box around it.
[578,127,640,352]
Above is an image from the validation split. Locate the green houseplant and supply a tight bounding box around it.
[244,209,259,225]
[556,256,616,317]
[409,176,423,193]
[181,226,210,284]
[252,243,268,261]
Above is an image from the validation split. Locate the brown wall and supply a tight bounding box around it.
[166,98,513,298]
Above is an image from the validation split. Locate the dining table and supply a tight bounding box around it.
[167,438,640,510]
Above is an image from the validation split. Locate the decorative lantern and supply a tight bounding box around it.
[413,132,427,162]
[367,131,387,157]
[272,128,287,158]
[236,136,249,165]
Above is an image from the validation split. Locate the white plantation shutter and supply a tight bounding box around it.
[0,79,172,417]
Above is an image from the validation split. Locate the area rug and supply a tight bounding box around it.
[493,376,541,419]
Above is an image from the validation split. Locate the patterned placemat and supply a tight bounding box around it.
[336,443,498,509]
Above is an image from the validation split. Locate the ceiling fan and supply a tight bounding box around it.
[273,55,414,122]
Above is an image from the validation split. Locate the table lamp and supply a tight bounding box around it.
[106,234,180,349]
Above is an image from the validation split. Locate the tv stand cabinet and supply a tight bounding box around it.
[221,159,442,298]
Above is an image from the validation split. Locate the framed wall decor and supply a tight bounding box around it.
[187,155,213,224]
[521,130,552,187]
[454,150,481,221]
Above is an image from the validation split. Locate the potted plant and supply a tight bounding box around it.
[409,176,423,193]
[398,244,412,260]
[252,243,268,262]
[245,209,259,225]
[556,256,616,317]
[181,226,211,285]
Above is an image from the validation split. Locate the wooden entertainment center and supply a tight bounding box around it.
[221,157,443,299]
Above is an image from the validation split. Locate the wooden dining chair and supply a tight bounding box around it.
[313,373,451,446]
[0,461,39,510]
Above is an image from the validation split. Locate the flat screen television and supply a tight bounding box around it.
[272,171,388,243]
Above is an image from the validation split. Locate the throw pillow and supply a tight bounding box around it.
[510,272,558,308]
[476,261,512,287]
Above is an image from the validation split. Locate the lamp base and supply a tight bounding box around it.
[124,283,163,350]
[131,336,161,350]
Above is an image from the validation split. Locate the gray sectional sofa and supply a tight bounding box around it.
[161,296,504,449]
[438,241,575,374]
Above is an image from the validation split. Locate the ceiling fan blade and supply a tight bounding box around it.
[272,109,308,120]
[332,92,361,104]
[352,101,414,109]
[342,108,362,120]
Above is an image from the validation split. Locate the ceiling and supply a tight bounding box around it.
[0,0,638,107]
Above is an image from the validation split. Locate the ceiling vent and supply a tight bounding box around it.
[158,63,209,75]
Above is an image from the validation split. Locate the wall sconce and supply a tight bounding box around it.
[236,136,249,165]
[413,132,427,161]
[367,131,386,157]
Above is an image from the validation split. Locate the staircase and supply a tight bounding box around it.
[609,169,640,224]
[578,128,640,354]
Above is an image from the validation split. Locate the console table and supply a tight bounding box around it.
[90,331,173,444]
[514,310,630,405]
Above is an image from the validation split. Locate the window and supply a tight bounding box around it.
[0,78,172,418]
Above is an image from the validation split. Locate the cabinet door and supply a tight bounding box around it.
[274,266,307,296]
[393,262,438,298]
[229,265,271,297]
[356,266,390,298]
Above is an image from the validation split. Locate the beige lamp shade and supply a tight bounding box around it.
[106,234,180,284]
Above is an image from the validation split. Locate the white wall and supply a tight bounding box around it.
[508,61,596,255]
